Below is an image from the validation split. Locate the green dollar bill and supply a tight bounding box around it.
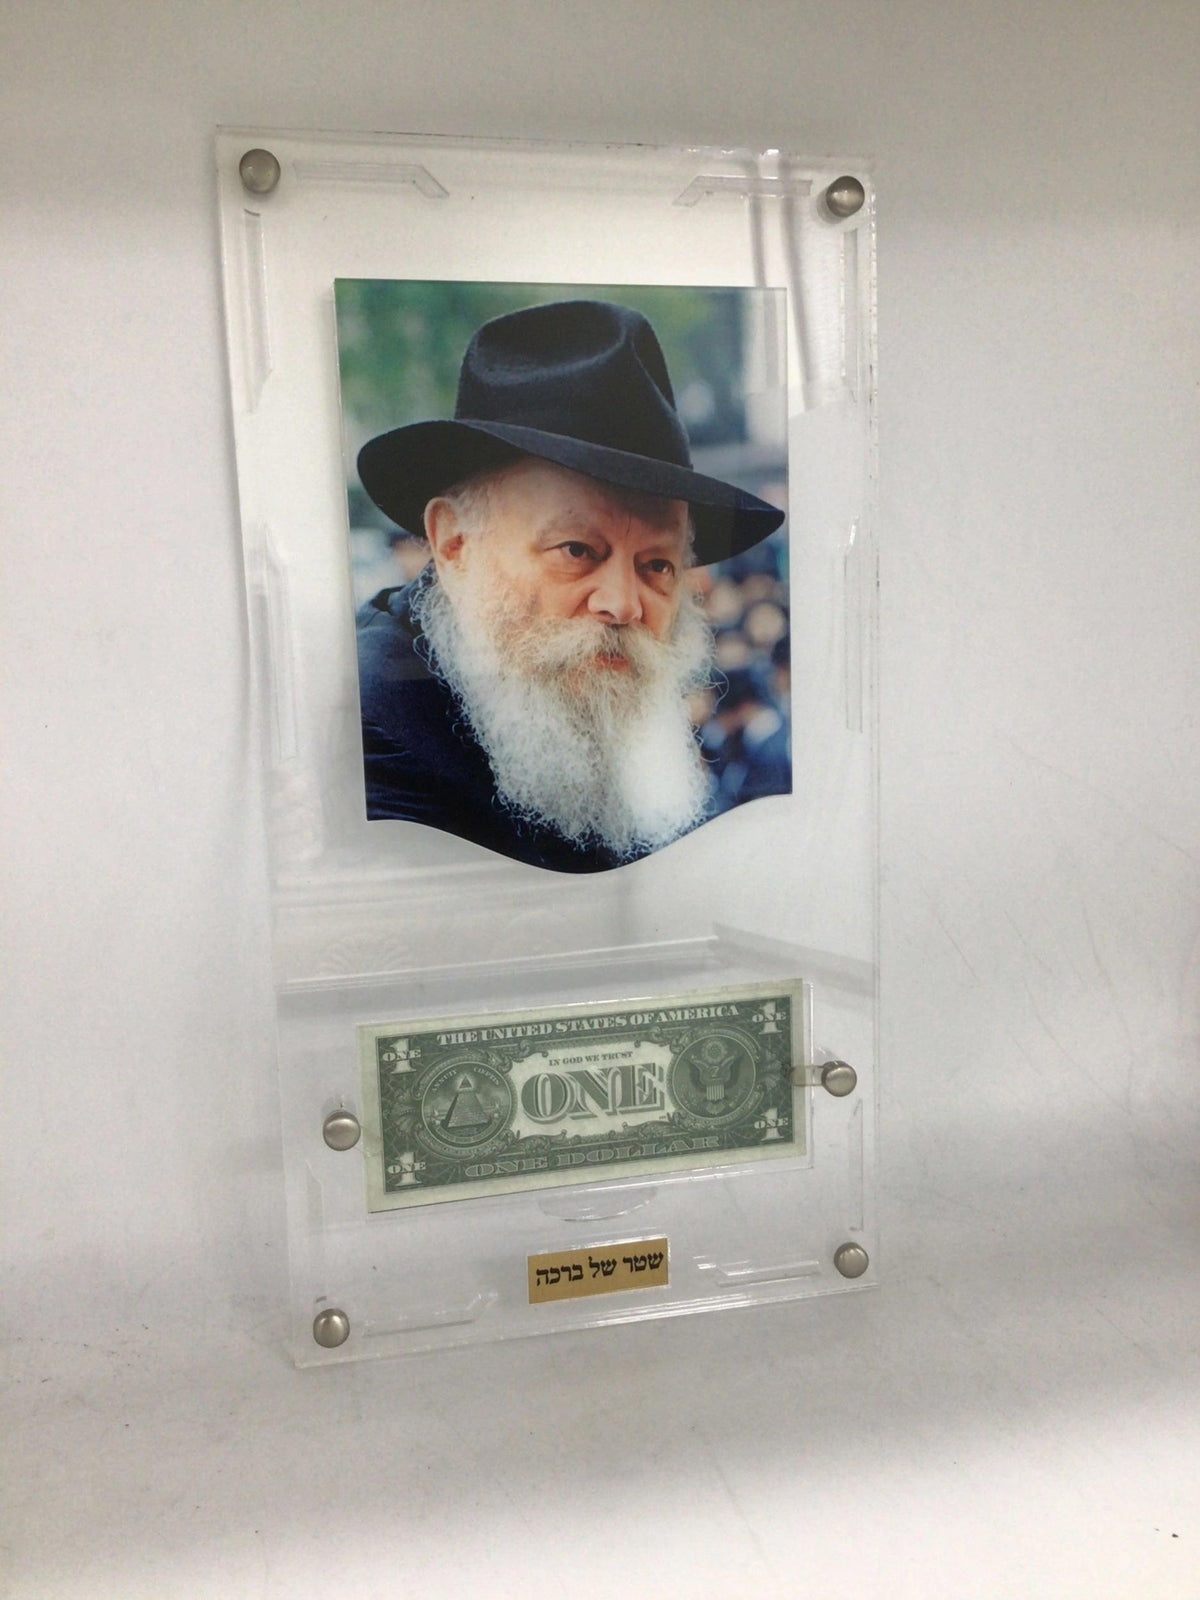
[358,983,806,1209]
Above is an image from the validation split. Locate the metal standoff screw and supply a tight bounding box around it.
[821,1060,858,1097]
[833,1242,870,1279]
[823,175,865,219]
[239,147,281,196]
[312,1308,351,1348]
[323,1109,362,1151]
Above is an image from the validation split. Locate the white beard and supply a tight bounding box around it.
[413,561,714,859]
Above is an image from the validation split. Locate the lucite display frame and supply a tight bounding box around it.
[216,128,877,1364]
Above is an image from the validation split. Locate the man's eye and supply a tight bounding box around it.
[559,542,595,560]
[643,559,676,577]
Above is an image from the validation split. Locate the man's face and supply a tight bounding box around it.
[425,459,691,669]
[416,458,712,858]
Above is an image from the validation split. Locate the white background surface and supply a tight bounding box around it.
[2,3,1198,1596]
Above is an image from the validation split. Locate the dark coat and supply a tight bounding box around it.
[355,571,636,873]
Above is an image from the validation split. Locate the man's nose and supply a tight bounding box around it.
[587,559,643,626]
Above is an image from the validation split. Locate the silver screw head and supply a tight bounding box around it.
[824,175,865,219]
[323,1109,361,1151]
[821,1060,858,1097]
[239,148,281,196]
[833,1242,870,1279]
[312,1308,350,1348]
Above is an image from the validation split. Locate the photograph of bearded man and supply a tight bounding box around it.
[347,294,789,873]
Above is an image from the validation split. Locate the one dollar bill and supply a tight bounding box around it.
[358,983,805,1210]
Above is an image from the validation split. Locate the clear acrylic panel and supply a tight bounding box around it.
[216,130,877,1364]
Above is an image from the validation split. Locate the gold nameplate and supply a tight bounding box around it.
[528,1238,669,1304]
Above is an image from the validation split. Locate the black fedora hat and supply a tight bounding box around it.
[356,299,785,566]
